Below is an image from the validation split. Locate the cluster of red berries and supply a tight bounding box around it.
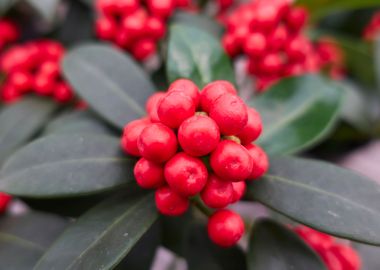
[294,226,361,270]
[0,19,18,51]
[95,0,193,61]
[121,79,268,247]
[363,11,380,41]
[221,0,343,91]
[0,40,74,103]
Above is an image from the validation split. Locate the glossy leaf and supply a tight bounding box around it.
[25,0,61,21]
[0,211,67,270]
[296,0,380,20]
[184,223,246,270]
[0,97,58,165]
[34,192,158,270]
[0,134,135,198]
[62,44,154,130]
[246,156,380,245]
[167,24,235,87]
[250,75,344,155]
[44,110,113,136]
[248,219,326,270]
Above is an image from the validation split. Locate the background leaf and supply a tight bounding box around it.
[0,134,135,198]
[0,97,58,166]
[0,211,68,270]
[24,0,61,22]
[0,0,18,14]
[34,192,158,270]
[250,75,344,155]
[247,219,326,270]
[166,24,235,87]
[62,44,154,130]
[246,156,380,245]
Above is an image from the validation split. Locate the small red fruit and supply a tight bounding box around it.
[121,118,151,156]
[168,79,200,107]
[134,158,165,189]
[146,91,166,122]
[147,0,175,19]
[138,123,177,163]
[54,83,73,103]
[201,174,233,208]
[200,80,237,113]
[164,152,208,197]
[207,209,245,247]
[245,144,269,180]
[157,91,196,128]
[155,186,189,216]
[209,93,248,135]
[210,140,253,182]
[285,7,308,33]
[178,115,220,156]
[237,108,262,145]
[330,244,361,270]
[95,17,117,40]
[243,32,267,57]
[131,39,156,60]
[231,181,246,203]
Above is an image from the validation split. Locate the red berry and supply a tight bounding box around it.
[319,250,344,270]
[8,71,32,93]
[146,92,165,121]
[146,17,166,40]
[233,26,249,47]
[155,186,189,216]
[168,79,200,107]
[121,118,150,156]
[164,152,208,197]
[34,74,55,95]
[267,25,288,51]
[178,115,220,156]
[96,0,118,16]
[231,181,246,203]
[131,39,156,60]
[121,12,146,38]
[96,17,117,40]
[200,80,237,113]
[157,91,196,128]
[286,7,308,33]
[330,244,361,270]
[138,123,177,163]
[294,226,334,253]
[147,0,175,19]
[260,53,283,74]
[201,174,233,208]
[39,61,60,79]
[245,144,269,180]
[0,193,11,213]
[210,140,253,182]
[237,108,262,144]
[207,209,244,247]
[286,36,307,61]
[243,32,267,57]
[222,34,240,57]
[134,158,165,189]
[209,93,248,135]
[1,84,20,103]
[54,83,74,103]
[254,3,280,31]
[116,0,138,14]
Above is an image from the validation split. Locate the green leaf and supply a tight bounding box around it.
[166,24,235,88]
[246,156,380,245]
[0,97,58,166]
[356,243,380,270]
[375,37,380,92]
[0,0,19,14]
[62,43,155,130]
[0,134,135,198]
[34,192,158,270]
[250,75,344,155]
[0,211,67,270]
[184,223,246,270]
[44,110,113,136]
[25,0,61,22]
[296,0,380,20]
[248,219,326,270]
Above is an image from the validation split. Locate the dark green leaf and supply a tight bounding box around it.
[375,37,380,92]
[248,219,326,270]
[246,156,380,245]
[250,75,344,155]
[25,0,61,22]
[44,110,113,136]
[167,24,235,88]
[185,223,246,270]
[296,0,380,20]
[0,0,18,14]
[171,11,224,38]
[356,243,380,270]
[62,44,154,130]
[0,134,135,198]
[0,97,58,166]
[0,211,67,270]
[34,192,158,270]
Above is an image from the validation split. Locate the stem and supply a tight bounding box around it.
[191,196,213,217]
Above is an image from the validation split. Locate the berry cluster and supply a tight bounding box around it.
[363,11,380,41]
[294,226,361,270]
[0,40,74,103]
[0,19,18,51]
[221,0,344,91]
[95,0,192,61]
[121,79,268,247]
